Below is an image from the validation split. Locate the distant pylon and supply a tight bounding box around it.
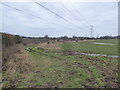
[90,26,94,38]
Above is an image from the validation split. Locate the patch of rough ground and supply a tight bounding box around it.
[77,55,118,88]
[37,42,62,50]
[2,45,33,88]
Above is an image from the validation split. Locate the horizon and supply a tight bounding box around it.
[1,31,119,38]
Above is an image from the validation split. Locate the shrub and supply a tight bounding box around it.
[2,33,22,48]
[2,33,15,47]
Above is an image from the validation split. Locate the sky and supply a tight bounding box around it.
[1,0,118,37]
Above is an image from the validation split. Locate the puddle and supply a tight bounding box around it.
[74,52,118,58]
[93,42,114,45]
[47,51,118,58]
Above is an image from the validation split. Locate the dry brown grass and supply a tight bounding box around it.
[37,40,87,50]
[37,42,62,50]
[3,44,32,74]
[2,44,34,88]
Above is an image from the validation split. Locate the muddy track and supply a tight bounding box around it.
[25,48,66,61]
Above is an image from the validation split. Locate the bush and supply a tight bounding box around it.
[2,33,22,48]
[13,35,22,44]
[2,33,15,47]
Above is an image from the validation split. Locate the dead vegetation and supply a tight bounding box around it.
[3,45,31,73]
[37,42,62,50]
[2,44,33,88]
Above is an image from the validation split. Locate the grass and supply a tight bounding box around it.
[60,39,118,55]
[2,39,118,88]
[21,40,118,88]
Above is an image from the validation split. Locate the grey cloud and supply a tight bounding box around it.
[2,2,118,37]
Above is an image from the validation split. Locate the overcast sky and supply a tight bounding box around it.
[1,1,118,37]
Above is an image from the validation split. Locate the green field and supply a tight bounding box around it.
[60,39,118,55]
[2,39,118,88]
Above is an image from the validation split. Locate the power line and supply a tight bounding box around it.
[2,3,64,26]
[56,0,70,11]
[2,3,42,19]
[55,0,90,28]
[69,2,91,26]
[32,0,83,29]
[2,3,79,33]
[57,1,92,37]
[3,2,87,36]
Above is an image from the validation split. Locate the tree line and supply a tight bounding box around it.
[1,32,119,48]
[22,35,120,40]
